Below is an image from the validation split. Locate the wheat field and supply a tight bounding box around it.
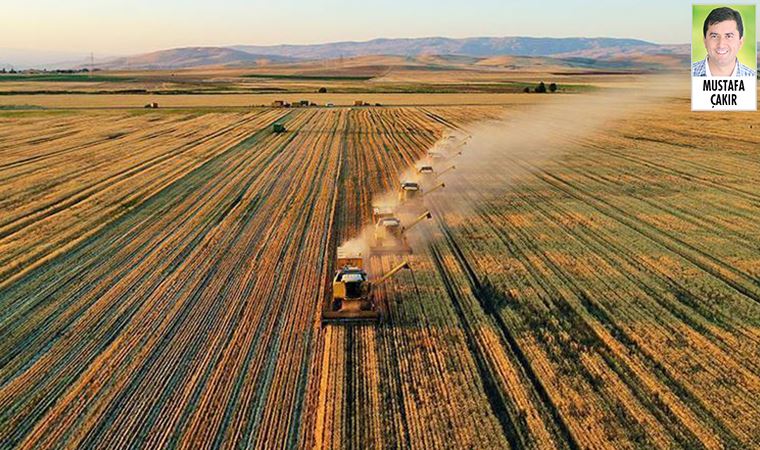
[1,99,758,449]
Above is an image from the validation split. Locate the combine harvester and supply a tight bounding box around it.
[427,148,462,168]
[417,164,455,186]
[427,133,469,166]
[441,133,471,151]
[398,180,446,202]
[397,180,445,213]
[322,210,431,324]
[417,165,437,185]
[370,211,432,255]
[426,150,446,164]
[322,247,412,324]
[398,180,422,204]
[372,204,396,223]
[322,132,464,325]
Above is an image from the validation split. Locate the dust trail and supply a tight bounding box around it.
[338,233,370,263]
[422,74,687,218]
[340,74,686,257]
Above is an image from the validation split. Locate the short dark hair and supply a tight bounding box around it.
[703,7,744,38]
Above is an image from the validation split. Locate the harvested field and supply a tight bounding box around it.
[0,93,551,109]
[1,99,759,449]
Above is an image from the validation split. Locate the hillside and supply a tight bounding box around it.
[98,47,297,70]
[98,37,688,70]
[231,36,660,59]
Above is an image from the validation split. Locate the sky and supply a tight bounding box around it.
[1,1,695,56]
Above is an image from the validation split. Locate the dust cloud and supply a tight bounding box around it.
[340,74,686,256]
[423,74,687,216]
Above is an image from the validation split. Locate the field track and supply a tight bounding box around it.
[1,104,758,449]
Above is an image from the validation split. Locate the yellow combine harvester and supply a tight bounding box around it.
[398,180,422,203]
[427,150,445,163]
[418,164,435,179]
[322,246,411,324]
[397,180,445,214]
[372,205,396,223]
[370,211,432,255]
[417,164,455,187]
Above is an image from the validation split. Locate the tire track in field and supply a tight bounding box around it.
[427,206,579,450]
[462,187,741,448]
[0,114,299,446]
[520,162,760,303]
[0,113,263,237]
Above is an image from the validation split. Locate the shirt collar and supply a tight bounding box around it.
[705,56,738,77]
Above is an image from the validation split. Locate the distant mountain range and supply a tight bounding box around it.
[2,37,698,70]
[231,37,665,60]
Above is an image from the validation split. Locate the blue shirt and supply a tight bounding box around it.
[692,58,756,77]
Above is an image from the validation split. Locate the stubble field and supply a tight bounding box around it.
[1,93,758,449]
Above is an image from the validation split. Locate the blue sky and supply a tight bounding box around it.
[3,1,693,54]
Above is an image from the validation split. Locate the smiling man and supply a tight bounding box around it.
[693,7,756,77]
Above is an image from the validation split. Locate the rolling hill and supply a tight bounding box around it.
[231,37,662,59]
[97,47,297,70]
[93,37,690,71]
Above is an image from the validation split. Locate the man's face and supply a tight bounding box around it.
[704,19,744,67]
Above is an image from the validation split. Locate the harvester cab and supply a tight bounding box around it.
[375,216,403,239]
[371,216,408,255]
[398,181,422,204]
[370,211,432,255]
[332,267,370,307]
[372,205,396,223]
[417,165,436,184]
[427,150,445,164]
[418,165,435,175]
[322,244,412,324]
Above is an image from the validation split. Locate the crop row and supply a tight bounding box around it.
[0,107,502,448]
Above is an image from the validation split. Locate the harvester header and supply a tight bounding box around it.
[323,247,414,324]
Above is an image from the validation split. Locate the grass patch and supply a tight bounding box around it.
[358,82,596,94]
[0,104,45,110]
[242,73,375,81]
[0,74,132,82]
[0,109,76,118]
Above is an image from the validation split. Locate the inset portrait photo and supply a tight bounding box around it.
[692,5,756,77]
[691,4,757,111]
